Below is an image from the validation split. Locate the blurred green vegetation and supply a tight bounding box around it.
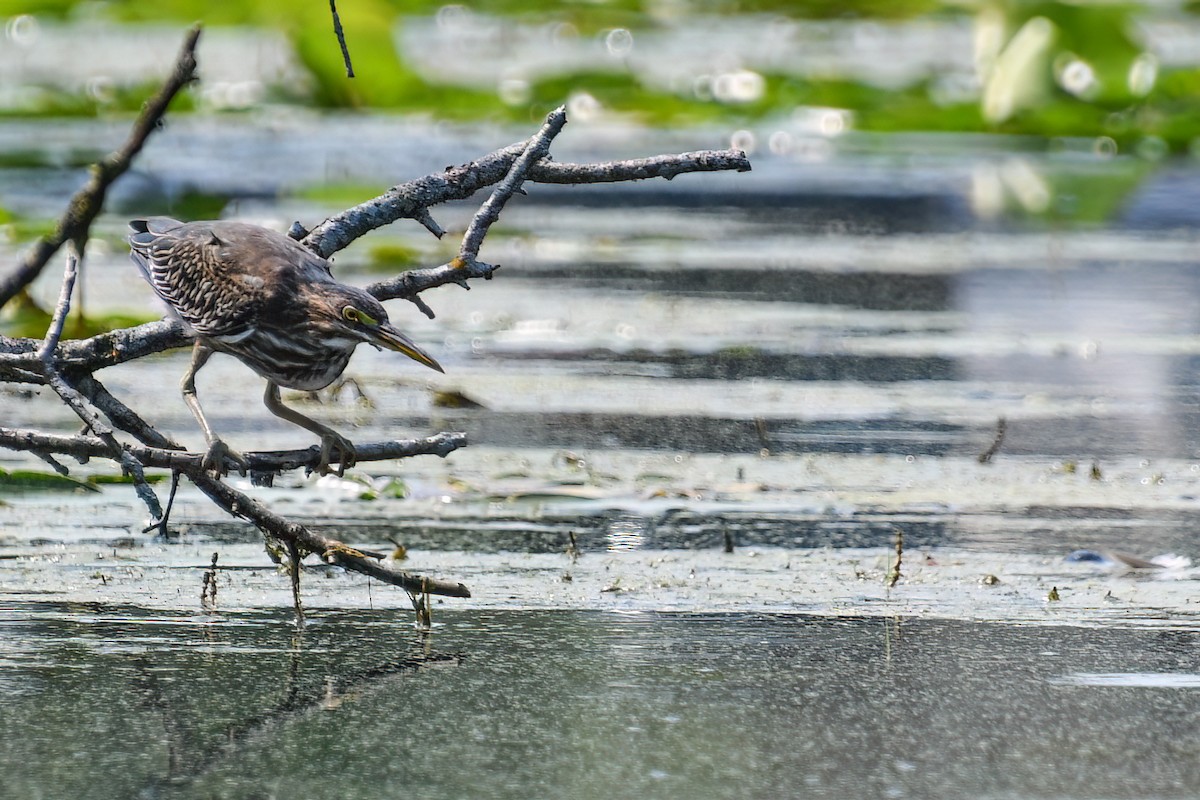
[0,466,98,493]
[0,0,1183,241]
[86,472,169,486]
[0,80,197,118]
[0,0,942,27]
[365,240,424,270]
[0,289,157,338]
[0,0,1196,152]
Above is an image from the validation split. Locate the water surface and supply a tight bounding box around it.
[6,114,1200,799]
[4,605,1200,800]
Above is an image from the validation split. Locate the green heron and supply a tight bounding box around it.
[129,217,442,476]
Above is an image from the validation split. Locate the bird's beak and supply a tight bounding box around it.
[372,323,444,373]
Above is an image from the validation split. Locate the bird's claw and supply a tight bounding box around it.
[318,433,356,477]
[203,439,248,476]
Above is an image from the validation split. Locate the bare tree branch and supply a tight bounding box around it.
[0,319,188,380]
[0,26,201,309]
[38,250,110,436]
[301,141,751,259]
[0,424,470,598]
[365,107,570,307]
[525,148,751,184]
[0,142,749,376]
[0,426,465,476]
[0,45,751,606]
[37,248,163,519]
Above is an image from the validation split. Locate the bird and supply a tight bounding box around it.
[128,217,443,476]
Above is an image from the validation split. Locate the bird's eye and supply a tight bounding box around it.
[342,305,380,327]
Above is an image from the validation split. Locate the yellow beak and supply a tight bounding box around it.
[373,323,444,373]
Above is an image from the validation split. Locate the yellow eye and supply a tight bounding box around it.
[342,306,359,323]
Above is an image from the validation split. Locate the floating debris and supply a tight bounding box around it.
[432,389,486,409]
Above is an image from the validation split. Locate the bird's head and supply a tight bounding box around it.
[318,286,443,373]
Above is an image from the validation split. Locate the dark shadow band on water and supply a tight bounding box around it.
[416,411,964,456]
[512,185,975,235]
[405,409,1200,460]
[183,503,1200,562]
[478,350,959,382]
[503,267,954,311]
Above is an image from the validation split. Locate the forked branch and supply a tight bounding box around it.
[0,25,751,606]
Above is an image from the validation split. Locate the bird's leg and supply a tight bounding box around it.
[181,342,248,475]
[263,381,356,476]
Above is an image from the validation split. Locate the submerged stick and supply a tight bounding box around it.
[977,416,1007,464]
[285,540,304,623]
[201,551,218,611]
[886,526,903,590]
[407,578,433,631]
[191,473,471,598]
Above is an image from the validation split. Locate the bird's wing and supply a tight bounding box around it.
[129,217,273,339]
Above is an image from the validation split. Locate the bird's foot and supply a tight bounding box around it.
[318,432,356,477]
[203,438,248,476]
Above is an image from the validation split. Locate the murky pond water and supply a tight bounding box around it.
[4,605,1200,800]
[7,113,1200,797]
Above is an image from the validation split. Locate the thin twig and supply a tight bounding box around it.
[377,110,568,306]
[367,254,502,303]
[525,149,752,184]
[457,106,567,267]
[143,470,181,536]
[329,0,355,78]
[37,250,75,362]
[0,26,201,309]
[414,209,445,239]
[31,450,70,476]
[37,251,99,429]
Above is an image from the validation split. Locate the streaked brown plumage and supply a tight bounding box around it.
[128,217,442,475]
